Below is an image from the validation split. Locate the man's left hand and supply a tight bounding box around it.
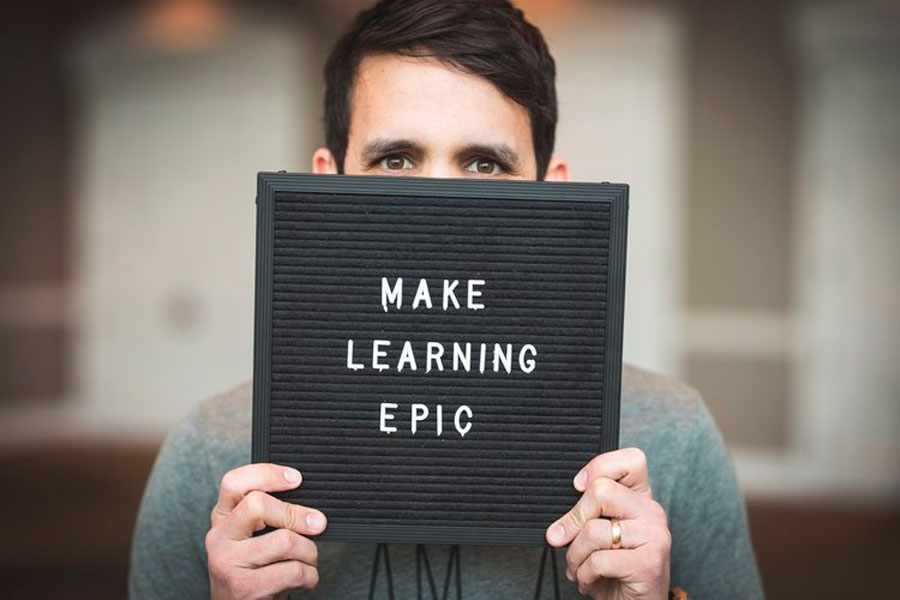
[545,448,671,599]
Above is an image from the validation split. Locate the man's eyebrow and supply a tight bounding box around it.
[456,143,523,171]
[360,138,425,162]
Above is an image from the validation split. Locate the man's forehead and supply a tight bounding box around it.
[348,54,533,154]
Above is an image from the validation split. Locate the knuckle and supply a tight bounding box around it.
[243,490,267,516]
[577,554,600,586]
[228,573,253,599]
[658,526,673,552]
[627,446,647,464]
[203,527,228,567]
[650,500,668,525]
[584,519,605,543]
[203,528,216,554]
[305,566,320,589]
[291,561,308,586]
[207,553,226,579]
[219,470,238,495]
[274,528,295,555]
[291,562,317,589]
[307,539,319,566]
[589,476,613,501]
[590,551,604,572]
[647,549,665,574]
[212,555,239,587]
[588,477,603,498]
[576,565,588,588]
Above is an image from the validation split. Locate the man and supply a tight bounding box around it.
[129,1,763,598]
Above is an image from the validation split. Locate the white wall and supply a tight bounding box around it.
[735,3,900,502]
[69,16,313,435]
[0,13,313,443]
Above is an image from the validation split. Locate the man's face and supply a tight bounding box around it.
[313,54,567,181]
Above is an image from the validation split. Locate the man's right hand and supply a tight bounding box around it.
[205,463,327,600]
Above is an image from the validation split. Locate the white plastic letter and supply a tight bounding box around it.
[346,339,364,371]
[380,402,398,434]
[412,278,433,310]
[442,279,460,310]
[493,343,513,374]
[454,405,473,438]
[372,340,390,371]
[426,342,445,373]
[381,277,403,312]
[411,403,429,435]
[519,344,537,373]
[397,340,418,372]
[467,279,485,310]
[452,342,471,372]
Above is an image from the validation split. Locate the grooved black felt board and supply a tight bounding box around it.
[252,173,628,546]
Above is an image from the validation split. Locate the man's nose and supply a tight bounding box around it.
[418,159,458,179]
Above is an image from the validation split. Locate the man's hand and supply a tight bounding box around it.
[205,463,327,600]
[546,448,671,599]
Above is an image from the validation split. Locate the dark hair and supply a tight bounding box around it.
[323,0,557,179]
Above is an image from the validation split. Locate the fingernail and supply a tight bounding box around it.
[283,468,302,485]
[306,511,326,532]
[548,523,564,545]
[574,469,587,491]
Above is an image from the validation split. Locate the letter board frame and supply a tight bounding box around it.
[252,172,628,546]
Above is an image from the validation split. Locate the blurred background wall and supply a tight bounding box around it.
[1,0,898,597]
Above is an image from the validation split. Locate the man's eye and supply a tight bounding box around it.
[466,158,501,176]
[379,155,413,170]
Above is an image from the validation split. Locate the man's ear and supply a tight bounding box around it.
[312,147,340,174]
[543,156,570,182]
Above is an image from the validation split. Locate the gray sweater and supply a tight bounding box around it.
[129,365,763,599]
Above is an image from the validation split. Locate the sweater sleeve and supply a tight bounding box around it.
[666,399,764,599]
[128,408,218,599]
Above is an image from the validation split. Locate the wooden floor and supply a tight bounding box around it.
[749,499,899,598]
[0,444,897,598]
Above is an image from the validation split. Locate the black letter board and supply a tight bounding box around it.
[252,173,628,546]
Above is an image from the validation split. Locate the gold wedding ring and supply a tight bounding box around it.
[610,518,622,549]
